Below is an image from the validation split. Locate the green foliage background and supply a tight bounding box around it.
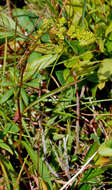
[0,0,112,189]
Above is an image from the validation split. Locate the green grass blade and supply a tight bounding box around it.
[81,0,87,26]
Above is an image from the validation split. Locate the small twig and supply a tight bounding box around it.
[80,86,85,98]
[60,151,98,190]
[81,113,112,116]
[29,181,34,190]
[54,179,67,185]
[51,75,60,88]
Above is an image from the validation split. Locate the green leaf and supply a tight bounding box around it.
[0,12,21,34]
[81,168,104,183]
[23,54,58,81]
[13,9,38,33]
[39,177,48,190]
[28,52,42,63]
[105,22,112,37]
[97,58,112,81]
[21,140,53,189]
[95,156,110,166]
[78,184,91,190]
[21,88,29,106]
[84,142,99,163]
[105,40,112,53]
[27,78,40,88]
[39,159,53,189]
[3,123,19,136]
[55,70,65,85]
[53,133,64,141]
[0,140,13,155]
[22,119,31,138]
[0,88,14,104]
[0,78,15,87]
[21,140,37,169]
[41,33,50,43]
[98,140,112,157]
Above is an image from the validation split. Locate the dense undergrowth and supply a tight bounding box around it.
[1,0,112,189]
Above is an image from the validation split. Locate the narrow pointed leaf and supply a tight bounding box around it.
[0,140,13,155]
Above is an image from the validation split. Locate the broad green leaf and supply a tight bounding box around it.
[63,68,71,81]
[0,140,13,155]
[13,9,38,33]
[97,59,112,81]
[84,142,99,163]
[55,70,65,85]
[0,12,21,36]
[0,12,19,32]
[98,140,112,157]
[23,54,58,81]
[98,82,105,90]
[0,88,14,104]
[27,52,42,63]
[4,123,19,134]
[80,52,93,61]
[0,78,15,87]
[64,57,80,68]
[64,57,97,78]
[78,184,91,190]
[41,33,50,43]
[27,79,40,88]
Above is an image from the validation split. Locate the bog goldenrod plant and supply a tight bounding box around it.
[0,0,112,189]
